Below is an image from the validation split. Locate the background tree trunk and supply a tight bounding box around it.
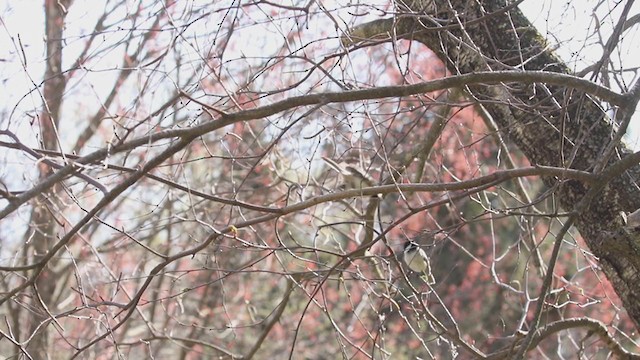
[25,0,73,357]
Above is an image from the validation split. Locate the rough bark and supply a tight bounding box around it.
[347,0,640,330]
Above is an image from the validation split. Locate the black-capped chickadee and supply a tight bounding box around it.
[403,241,430,273]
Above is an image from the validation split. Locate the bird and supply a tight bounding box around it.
[623,208,640,228]
[403,241,430,273]
[321,156,374,190]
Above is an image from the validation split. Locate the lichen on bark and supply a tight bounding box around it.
[347,0,640,332]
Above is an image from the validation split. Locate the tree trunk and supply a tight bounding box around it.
[25,0,72,357]
[389,0,640,329]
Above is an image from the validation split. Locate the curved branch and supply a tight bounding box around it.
[0,70,621,220]
[488,318,640,359]
[0,131,107,195]
[0,136,195,304]
[0,164,594,273]
[131,335,242,359]
[244,279,295,359]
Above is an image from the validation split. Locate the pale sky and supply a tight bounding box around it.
[1,0,638,144]
[520,0,640,147]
